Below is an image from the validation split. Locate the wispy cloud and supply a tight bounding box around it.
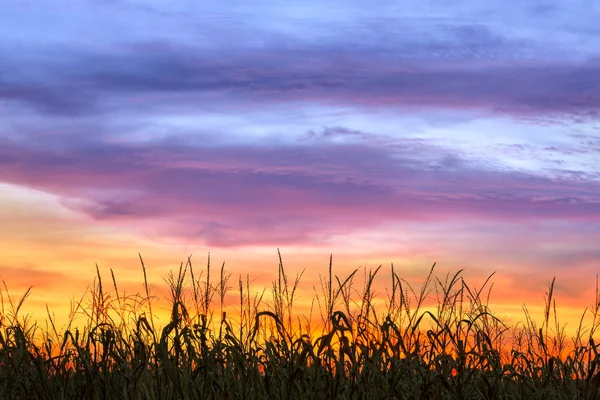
[2,44,600,121]
[0,265,72,291]
[1,132,598,247]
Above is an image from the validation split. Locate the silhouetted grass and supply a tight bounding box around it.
[1,250,599,399]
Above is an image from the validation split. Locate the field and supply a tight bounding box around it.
[1,252,599,399]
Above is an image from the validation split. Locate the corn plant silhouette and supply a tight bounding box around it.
[0,251,599,399]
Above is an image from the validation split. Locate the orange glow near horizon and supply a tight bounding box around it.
[1,183,599,347]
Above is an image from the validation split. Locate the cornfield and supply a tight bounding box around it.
[1,251,599,399]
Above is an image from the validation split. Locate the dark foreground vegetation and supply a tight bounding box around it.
[1,251,600,399]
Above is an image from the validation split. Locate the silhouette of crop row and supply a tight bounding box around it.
[1,250,599,399]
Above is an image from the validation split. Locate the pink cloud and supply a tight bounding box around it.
[1,134,598,247]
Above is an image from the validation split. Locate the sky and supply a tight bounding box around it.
[1,0,599,328]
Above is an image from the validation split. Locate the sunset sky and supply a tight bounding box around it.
[1,1,599,328]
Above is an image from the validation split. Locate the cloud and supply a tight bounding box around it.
[0,264,72,291]
[1,30,600,121]
[0,132,598,247]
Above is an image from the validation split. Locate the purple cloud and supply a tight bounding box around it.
[1,132,598,247]
[1,40,599,121]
